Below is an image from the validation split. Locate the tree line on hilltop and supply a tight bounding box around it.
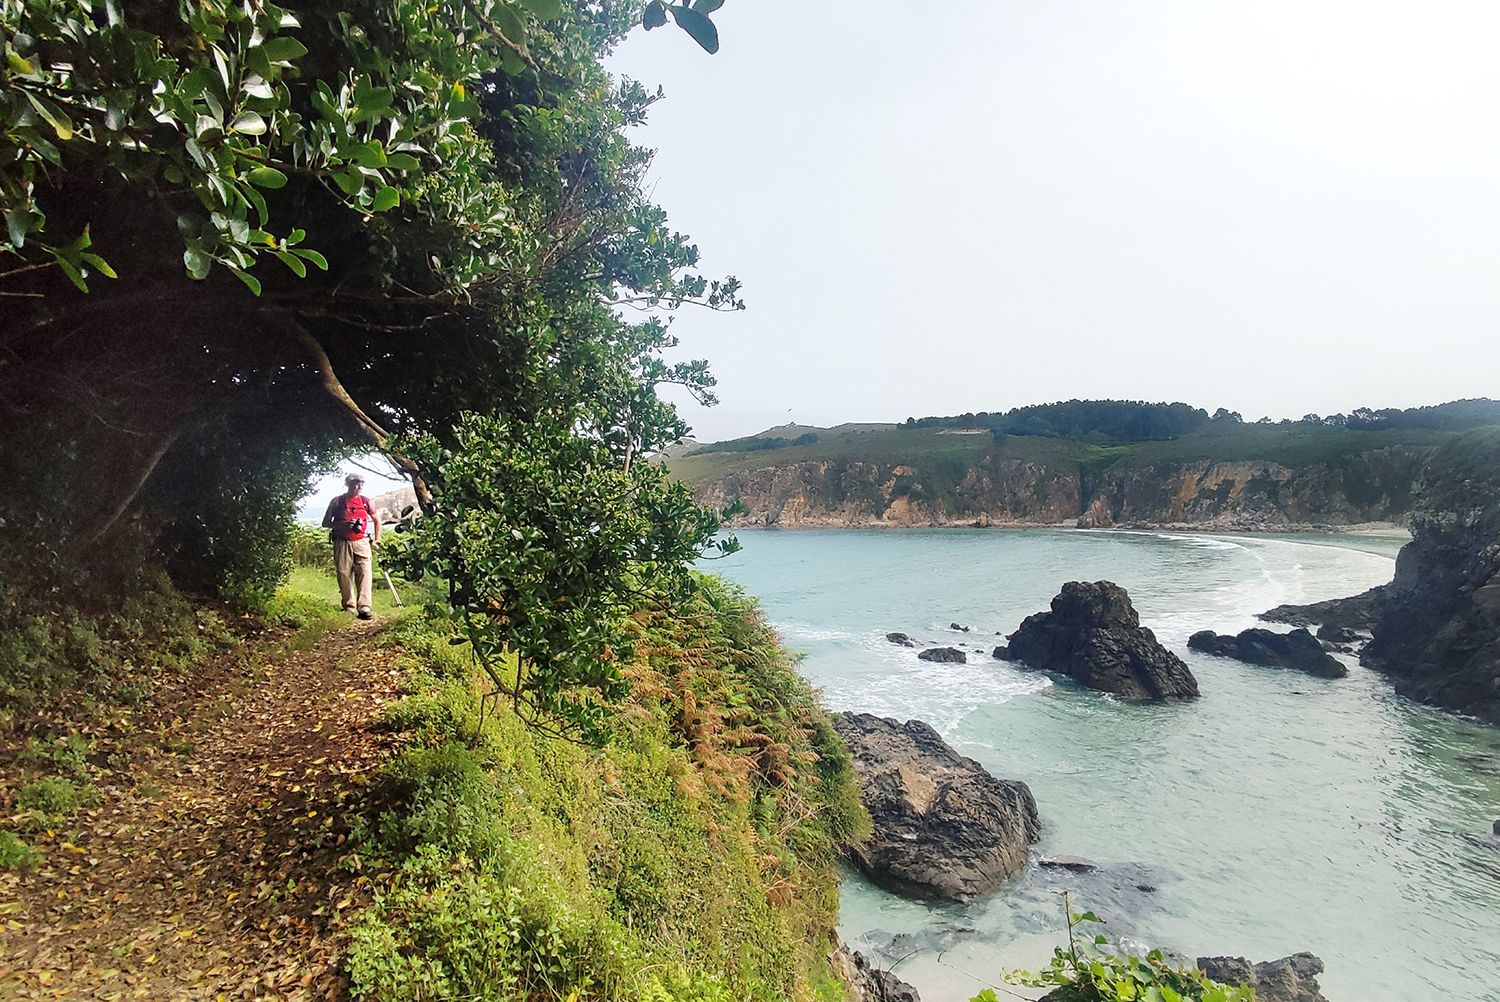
[898,398,1500,444]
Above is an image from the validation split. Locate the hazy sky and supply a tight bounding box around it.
[608,0,1500,442]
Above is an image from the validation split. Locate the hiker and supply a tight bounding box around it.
[322,474,381,619]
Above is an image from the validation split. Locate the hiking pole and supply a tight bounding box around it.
[382,567,403,607]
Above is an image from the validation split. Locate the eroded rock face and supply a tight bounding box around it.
[1003,581,1200,700]
[832,712,1039,901]
[1188,628,1349,679]
[1197,953,1330,1002]
[830,940,922,1002]
[918,646,966,663]
[1259,433,1500,724]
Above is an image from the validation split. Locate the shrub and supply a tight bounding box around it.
[16,776,99,819]
[994,898,1254,1002]
[289,524,334,569]
[0,831,41,870]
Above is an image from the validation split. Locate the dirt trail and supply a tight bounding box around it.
[0,618,406,1000]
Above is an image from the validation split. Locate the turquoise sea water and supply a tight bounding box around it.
[710,529,1500,1002]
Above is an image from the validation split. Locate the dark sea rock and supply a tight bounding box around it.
[1321,641,1354,653]
[1002,581,1200,700]
[1315,623,1362,644]
[1260,586,1384,630]
[918,646,966,664]
[831,712,1040,901]
[992,644,1012,660]
[831,940,922,1002]
[1265,435,1500,723]
[1358,438,1500,724]
[949,622,971,632]
[1197,953,1330,1002]
[886,632,917,648]
[1494,818,1500,837]
[1188,628,1348,679]
[1038,854,1096,872]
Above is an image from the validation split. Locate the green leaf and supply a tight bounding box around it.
[260,36,309,65]
[246,166,288,189]
[4,207,29,248]
[693,0,725,12]
[242,183,268,224]
[54,256,88,293]
[230,111,267,135]
[500,46,527,76]
[80,253,117,279]
[291,247,329,270]
[667,4,719,52]
[229,267,262,295]
[371,186,400,212]
[385,153,421,171]
[518,0,566,18]
[351,141,387,168]
[274,250,307,277]
[643,1,668,29]
[26,93,73,140]
[7,50,36,75]
[183,245,211,280]
[493,3,527,44]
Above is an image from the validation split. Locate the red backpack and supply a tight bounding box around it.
[332,494,373,541]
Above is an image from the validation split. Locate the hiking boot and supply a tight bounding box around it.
[357,609,374,620]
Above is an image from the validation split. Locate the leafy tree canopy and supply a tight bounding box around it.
[1,0,740,739]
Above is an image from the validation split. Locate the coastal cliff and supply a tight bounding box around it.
[689,451,1424,531]
[1259,431,1500,723]
[1359,433,1500,722]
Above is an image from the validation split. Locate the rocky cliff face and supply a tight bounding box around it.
[694,450,1422,530]
[1256,433,1500,723]
[694,459,1081,528]
[1358,434,1500,723]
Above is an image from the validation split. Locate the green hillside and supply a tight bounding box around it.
[669,421,1459,487]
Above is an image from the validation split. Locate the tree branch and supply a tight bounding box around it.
[284,315,435,513]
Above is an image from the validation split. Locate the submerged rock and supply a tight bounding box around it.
[1315,623,1362,644]
[949,622,971,632]
[1002,581,1200,700]
[886,632,917,648]
[830,940,922,1002]
[1038,854,1096,872]
[832,712,1040,901]
[1188,628,1348,679]
[917,646,966,663]
[1197,953,1330,1002]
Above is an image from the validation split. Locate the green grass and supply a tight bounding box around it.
[345,576,866,1002]
[277,562,419,623]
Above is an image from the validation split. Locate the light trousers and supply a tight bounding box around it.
[333,538,373,612]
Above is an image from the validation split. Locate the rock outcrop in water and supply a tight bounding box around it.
[1261,587,1384,631]
[999,581,1200,700]
[1261,432,1500,724]
[1358,433,1500,724]
[1187,628,1348,678]
[917,646,966,664]
[831,712,1040,901]
[885,632,917,648]
[1197,953,1331,1002]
